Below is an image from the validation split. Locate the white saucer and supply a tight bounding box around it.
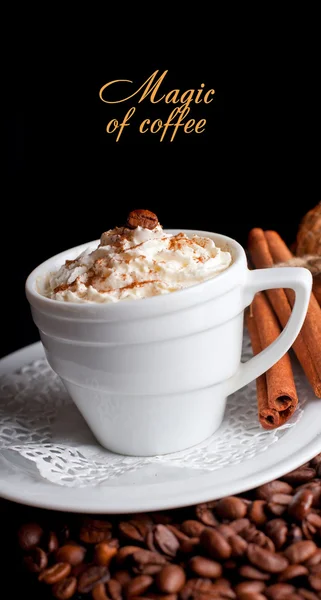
[0,341,320,514]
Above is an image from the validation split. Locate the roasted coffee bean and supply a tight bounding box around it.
[52,576,77,599]
[265,519,288,550]
[38,562,71,584]
[248,501,268,526]
[239,565,271,581]
[235,581,266,594]
[56,543,86,566]
[215,496,247,520]
[284,540,317,563]
[156,564,186,593]
[106,579,122,600]
[44,531,59,554]
[92,583,109,600]
[267,503,287,517]
[302,518,318,540]
[230,518,251,534]
[304,513,321,538]
[265,582,295,598]
[131,518,152,539]
[119,520,146,542]
[132,549,167,575]
[181,520,205,538]
[125,574,153,596]
[277,564,309,581]
[305,549,321,567]
[23,547,48,573]
[79,519,112,544]
[256,481,293,501]
[247,544,289,573]
[299,482,321,508]
[241,524,275,552]
[288,489,314,520]
[269,494,293,505]
[165,524,184,541]
[94,540,118,566]
[200,527,232,560]
[152,524,180,557]
[189,556,222,578]
[166,524,199,554]
[78,565,110,593]
[282,468,316,484]
[126,209,159,230]
[303,520,320,540]
[18,522,43,551]
[133,549,167,566]
[229,533,248,557]
[195,502,218,526]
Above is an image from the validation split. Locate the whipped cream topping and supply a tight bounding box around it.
[41,224,232,303]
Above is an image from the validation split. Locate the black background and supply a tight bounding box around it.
[5,36,320,360]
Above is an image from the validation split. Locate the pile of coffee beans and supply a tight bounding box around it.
[15,454,321,599]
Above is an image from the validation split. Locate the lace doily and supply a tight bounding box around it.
[0,334,310,487]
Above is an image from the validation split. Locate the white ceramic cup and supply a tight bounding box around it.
[26,230,312,456]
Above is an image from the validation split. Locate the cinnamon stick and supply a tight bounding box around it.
[246,294,298,429]
[313,279,321,306]
[265,230,321,381]
[246,310,273,428]
[248,228,321,397]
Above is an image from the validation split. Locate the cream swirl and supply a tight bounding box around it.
[41,223,232,303]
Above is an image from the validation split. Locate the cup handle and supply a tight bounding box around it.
[226,266,312,396]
